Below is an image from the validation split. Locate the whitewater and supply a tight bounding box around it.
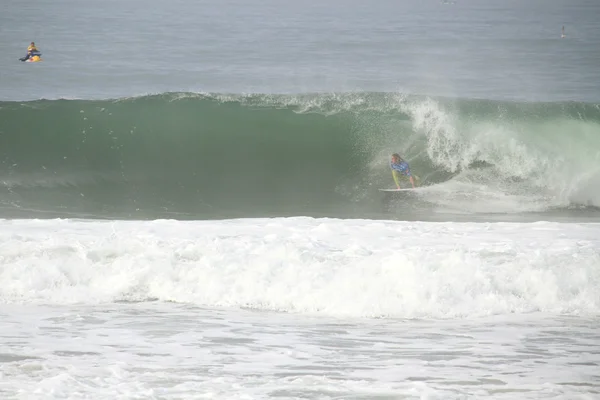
[1,218,599,398]
[3,0,600,398]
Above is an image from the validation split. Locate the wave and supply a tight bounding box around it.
[1,92,599,219]
[1,218,599,318]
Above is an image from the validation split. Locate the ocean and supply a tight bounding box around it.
[1,0,599,398]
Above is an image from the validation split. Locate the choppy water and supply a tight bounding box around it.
[1,218,600,398]
[2,304,599,399]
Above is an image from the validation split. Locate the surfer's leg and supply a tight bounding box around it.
[392,170,402,189]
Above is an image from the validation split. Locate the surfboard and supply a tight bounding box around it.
[379,188,417,192]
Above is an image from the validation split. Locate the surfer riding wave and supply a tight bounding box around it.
[390,153,416,189]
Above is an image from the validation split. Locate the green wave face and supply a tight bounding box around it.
[1,92,599,219]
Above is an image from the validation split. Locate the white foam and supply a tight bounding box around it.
[0,218,599,318]
[4,303,597,399]
[398,97,600,210]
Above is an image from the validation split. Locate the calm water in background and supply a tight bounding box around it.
[2,0,600,101]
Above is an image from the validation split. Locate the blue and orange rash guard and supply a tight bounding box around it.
[390,161,411,187]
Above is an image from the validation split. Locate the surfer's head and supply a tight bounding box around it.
[391,153,402,163]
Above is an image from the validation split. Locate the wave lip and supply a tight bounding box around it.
[1,218,599,319]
